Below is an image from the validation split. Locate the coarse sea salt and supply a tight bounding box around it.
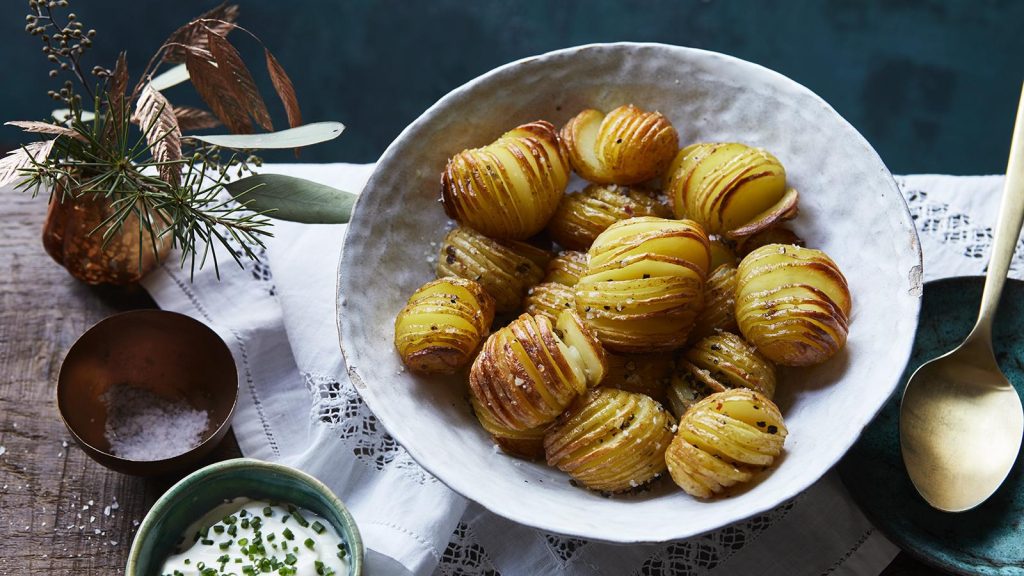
[102,384,210,461]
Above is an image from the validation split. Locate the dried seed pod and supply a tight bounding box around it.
[736,244,851,366]
[735,226,805,257]
[470,310,606,431]
[544,250,588,286]
[602,353,675,404]
[394,278,495,375]
[441,120,570,239]
[682,332,776,399]
[545,388,676,493]
[547,184,670,251]
[690,264,739,341]
[665,389,787,498]
[665,143,798,239]
[437,226,545,314]
[561,104,679,185]
[575,217,710,353]
[523,282,575,324]
[471,396,546,460]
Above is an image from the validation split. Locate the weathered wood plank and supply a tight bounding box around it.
[0,186,240,574]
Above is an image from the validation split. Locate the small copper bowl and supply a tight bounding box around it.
[57,310,238,476]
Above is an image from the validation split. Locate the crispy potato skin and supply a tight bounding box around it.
[441,120,570,240]
[665,142,798,238]
[394,278,495,375]
[665,389,787,498]
[544,250,588,286]
[547,184,670,251]
[523,281,575,324]
[469,311,604,431]
[735,244,851,366]
[561,105,679,185]
[682,332,777,399]
[437,226,545,314]
[575,217,710,353]
[545,388,676,493]
[690,264,739,342]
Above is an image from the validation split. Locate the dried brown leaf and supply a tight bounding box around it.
[162,2,240,64]
[0,140,56,188]
[136,85,183,187]
[185,48,252,134]
[265,49,302,129]
[207,29,273,132]
[5,121,85,142]
[173,106,222,131]
[103,52,129,145]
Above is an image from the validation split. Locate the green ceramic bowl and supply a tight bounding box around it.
[127,458,364,575]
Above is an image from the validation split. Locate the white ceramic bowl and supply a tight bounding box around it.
[338,43,922,543]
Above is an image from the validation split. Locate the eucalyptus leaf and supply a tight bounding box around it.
[52,108,95,123]
[224,174,356,224]
[149,63,191,91]
[188,121,344,149]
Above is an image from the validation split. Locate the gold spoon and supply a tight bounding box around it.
[900,83,1024,512]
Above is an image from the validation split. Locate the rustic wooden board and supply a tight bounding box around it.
[0,186,938,574]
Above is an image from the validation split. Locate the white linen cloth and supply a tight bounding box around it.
[143,166,1020,576]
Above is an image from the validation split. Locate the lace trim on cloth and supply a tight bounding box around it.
[435,523,500,576]
[897,177,1024,273]
[303,371,436,485]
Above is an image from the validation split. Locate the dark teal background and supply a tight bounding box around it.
[3,0,1023,174]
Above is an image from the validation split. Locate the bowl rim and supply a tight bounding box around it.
[56,308,239,469]
[337,41,924,543]
[126,457,365,575]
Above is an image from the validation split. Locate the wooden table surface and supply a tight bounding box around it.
[0,190,945,575]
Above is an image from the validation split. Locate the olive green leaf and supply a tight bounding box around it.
[224,173,356,224]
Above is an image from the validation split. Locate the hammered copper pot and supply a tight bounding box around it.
[42,181,171,285]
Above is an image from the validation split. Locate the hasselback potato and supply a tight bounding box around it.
[602,353,675,403]
[470,310,606,431]
[547,184,669,251]
[544,251,588,286]
[665,142,798,239]
[561,105,679,185]
[441,120,570,239]
[545,388,676,493]
[394,278,495,375]
[665,368,725,420]
[690,264,739,341]
[735,244,851,366]
[575,217,710,352]
[665,389,787,498]
[735,226,805,257]
[471,396,546,460]
[437,226,545,314]
[709,238,739,271]
[523,281,575,324]
[681,332,776,398]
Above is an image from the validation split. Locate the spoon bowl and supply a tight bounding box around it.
[900,82,1024,512]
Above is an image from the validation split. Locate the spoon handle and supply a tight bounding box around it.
[974,82,1024,340]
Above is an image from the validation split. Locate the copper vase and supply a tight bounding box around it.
[42,183,171,285]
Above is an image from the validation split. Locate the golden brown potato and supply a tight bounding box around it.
[681,332,777,398]
[575,217,710,352]
[469,310,606,431]
[601,353,675,404]
[437,226,545,314]
[394,278,495,375]
[690,264,739,341]
[547,184,670,251]
[736,244,851,366]
[470,396,546,460]
[441,120,570,239]
[735,226,805,257]
[665,143,798,239]
[665,389,787,498]
[501,239,555,269]
[523,281,575,324]
[561,105,679,185]
[545,388,676,493]
[665,367,725,420]
[544,250,588,286]
[709,238,739,271]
